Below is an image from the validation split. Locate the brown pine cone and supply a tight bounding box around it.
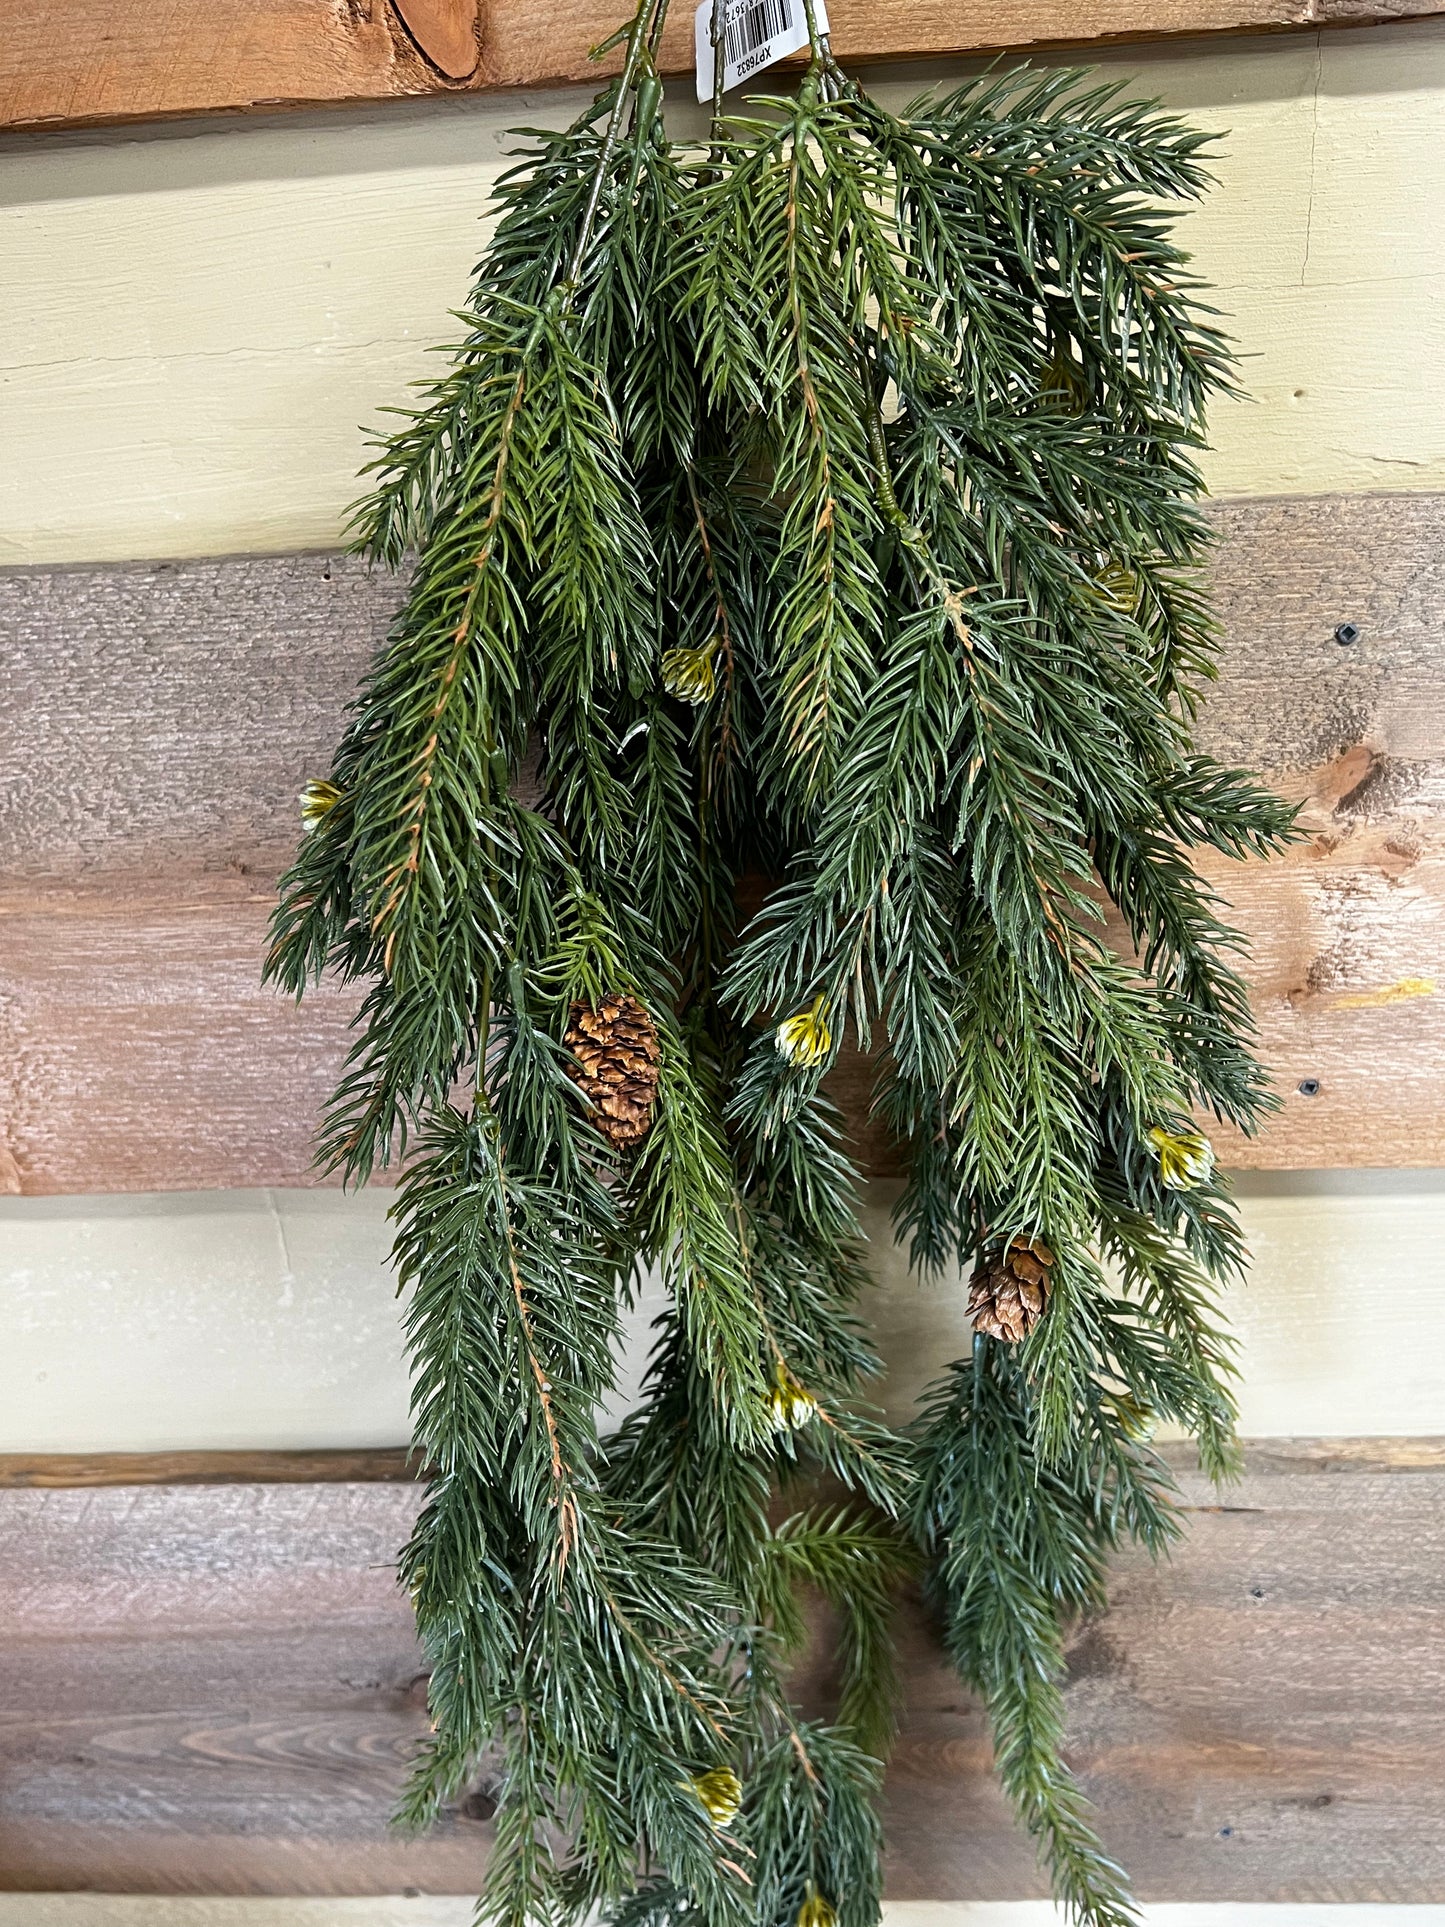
[564,993,662,1151]
[967,1235,1055,1344]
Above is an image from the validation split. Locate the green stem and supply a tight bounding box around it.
[474,966,493,1105]
[711,0,727,129]
[798,0,825,57]
[563,0,673,297]
[860,360,909,531]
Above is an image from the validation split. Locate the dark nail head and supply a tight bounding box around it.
[1334,622,1360,646]
[1297,1077,1321,1097]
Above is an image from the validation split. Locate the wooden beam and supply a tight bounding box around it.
[2,0,1444,134]
[1,490,1443,1194]
[8,1437,1443,1489]
[7,1438,1442,1490]
[1,1440,1443,1897]
[0,1449,419,1488]
[880,1437,1445,1902]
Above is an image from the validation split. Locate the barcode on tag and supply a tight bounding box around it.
[694,0,828,102]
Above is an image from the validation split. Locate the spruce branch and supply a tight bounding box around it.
[273,41,1295,1927]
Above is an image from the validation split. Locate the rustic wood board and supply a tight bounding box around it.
[0,1481,485,1894]
[0,553,385,887]
[2,1442,1443,1898]
[0,881,359,1195]
[7,1435,1441,1487]
[883,1442,1445,1902]
[3,0,1442,134]
[2,491,1443,1193]
[0,1450,419,1489]
[1189,494,1445,1167]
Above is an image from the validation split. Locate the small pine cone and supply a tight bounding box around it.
[565,993,662,1151]
[967,1235,1055,1345]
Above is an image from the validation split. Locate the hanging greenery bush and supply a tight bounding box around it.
[269,6,1298,1922]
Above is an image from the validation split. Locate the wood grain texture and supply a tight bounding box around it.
[3,0,1443,133]
[2,1443,1443,1898]
[0,881,359,1194]
[0,551,382,1191]
[393,0,483,81]
[0,553,386,885]
[16,1437,1434,1489]
[1190,493,1445,1166]
[0,1482,485,1895]
[879,1442,1445,1902]
[0,1450,419,1488]
[0,1907,481,1927]
[1,491,1443,1192]
[835,491,1445,1173]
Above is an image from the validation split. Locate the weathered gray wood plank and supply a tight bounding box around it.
[2,1443,1443,1897]
[1,491,1443,1191]
[0,1481,487,1893]
[887,1451,1445,1901]
[0,552,386,884]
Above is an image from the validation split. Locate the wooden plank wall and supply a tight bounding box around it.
[2,491,1442,1193]
[8,28,1445,567]
[2,1442,1443,1899]
[3,0,1443,132]
[4,12,1445,1913]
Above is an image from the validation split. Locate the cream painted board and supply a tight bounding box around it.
[866,1171,1445,1438]
[5,24,1445,562]
[0,1189,413,1452]
[1,1172,1442,1453]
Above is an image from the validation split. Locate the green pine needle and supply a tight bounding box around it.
[270,17,1296,1927]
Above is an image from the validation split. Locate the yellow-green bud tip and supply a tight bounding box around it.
[767,1364,818,1432]
[299,778,344,832]
[690,1766,743,1829]
[775,995,831,1067]
[1092,560,1141,616]
[797,1893,837,1927]
[1147,1124,1215,1191]
[661,639,719,705]
[1039,348,1090,415]
[1109,1392,1157,1443]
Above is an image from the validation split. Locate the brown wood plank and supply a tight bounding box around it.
[2,0,1444,134]
[3,1434,1429,1493]
[2,491,1443,1192]
[834,494,1445,1172]
[1187,492,1445,1168]
[1,1441,1442,1897]
[0,880,358,1195]
[883,1441,1445,1902]
[0,1449,420,1488]
[0,551,387,1192]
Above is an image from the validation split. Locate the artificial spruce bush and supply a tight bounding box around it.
[269,7,1297,1922]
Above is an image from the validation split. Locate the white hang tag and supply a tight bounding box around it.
[694,0,828,104]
